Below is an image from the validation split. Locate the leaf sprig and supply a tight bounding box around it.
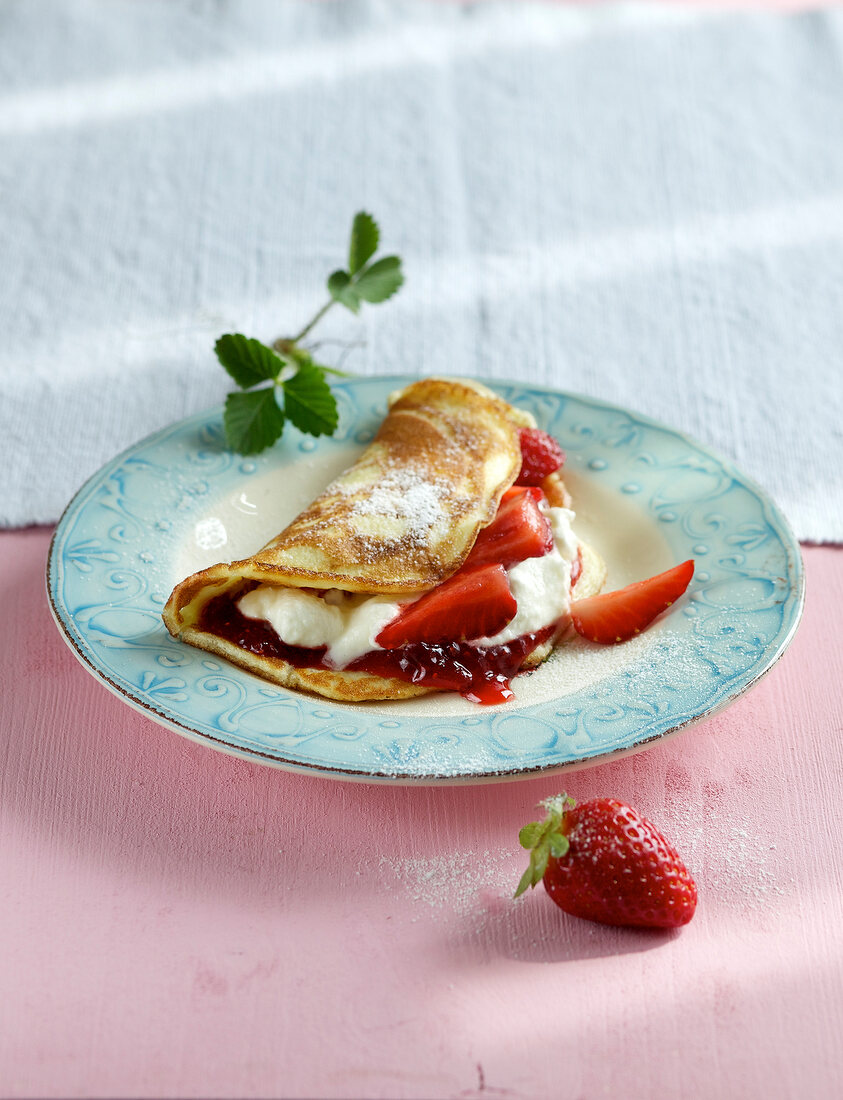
[216,212,403,455]
[514,793,576,898]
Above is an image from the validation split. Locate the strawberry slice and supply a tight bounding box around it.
[464,487,553,570]
[571,559,694,644]
[517,428,565,485]
[376,564,516,648]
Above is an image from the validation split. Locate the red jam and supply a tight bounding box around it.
[347,628,556,704]
[199,591,556,704]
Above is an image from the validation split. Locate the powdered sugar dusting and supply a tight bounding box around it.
[379,848,515,918]
[667,802,792,912]
[350,466,451,546]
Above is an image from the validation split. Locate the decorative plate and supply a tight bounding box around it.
[47,376,804,784]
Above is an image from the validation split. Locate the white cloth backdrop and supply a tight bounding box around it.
[1,0,842,540]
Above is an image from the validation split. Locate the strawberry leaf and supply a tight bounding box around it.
[215,334,283,389]
[354,255,403,303]
[215,210,402,455]
[282,362,339,437]
[515,864,538,899]
[224,388,285,455]
[348,211,379,275]
[327,269,361,314]
[532,842,551,881]
[514,842,550,898]
[519,821,545,849]
[549,834,570,859]
[514,792,576,898]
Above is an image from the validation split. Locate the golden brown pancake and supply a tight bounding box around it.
[162,377,606,702]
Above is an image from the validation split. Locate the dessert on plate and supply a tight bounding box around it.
[162,377,606,704]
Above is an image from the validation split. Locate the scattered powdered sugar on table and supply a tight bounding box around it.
[379,849,516,919]
[668,802,792,913]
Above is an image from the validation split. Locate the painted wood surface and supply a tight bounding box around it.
[1,528,841,1098]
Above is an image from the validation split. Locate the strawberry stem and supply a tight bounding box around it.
[541,793,576,818]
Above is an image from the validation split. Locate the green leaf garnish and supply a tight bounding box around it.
[215,334,283,389]
[215,210,403,455]
[223,389,285,455]
[282,361,340,437]
[327,269,360,314]
[354,255,403,303]
[348,211,379,275]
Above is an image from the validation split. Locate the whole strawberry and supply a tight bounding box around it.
[515,794,697,929]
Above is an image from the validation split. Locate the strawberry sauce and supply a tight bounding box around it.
[199,591,555,704]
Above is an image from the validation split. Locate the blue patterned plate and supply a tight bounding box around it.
[47,376,804,784]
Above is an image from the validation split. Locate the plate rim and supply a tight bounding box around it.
[46,374,806,784]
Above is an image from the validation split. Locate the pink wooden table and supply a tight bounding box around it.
[2,527,841,1099]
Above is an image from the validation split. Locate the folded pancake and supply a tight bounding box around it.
[162,377,606,702]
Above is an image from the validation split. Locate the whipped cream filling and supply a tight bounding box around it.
[237,506,579,668]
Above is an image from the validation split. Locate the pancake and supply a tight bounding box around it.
[162,377,606,702]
